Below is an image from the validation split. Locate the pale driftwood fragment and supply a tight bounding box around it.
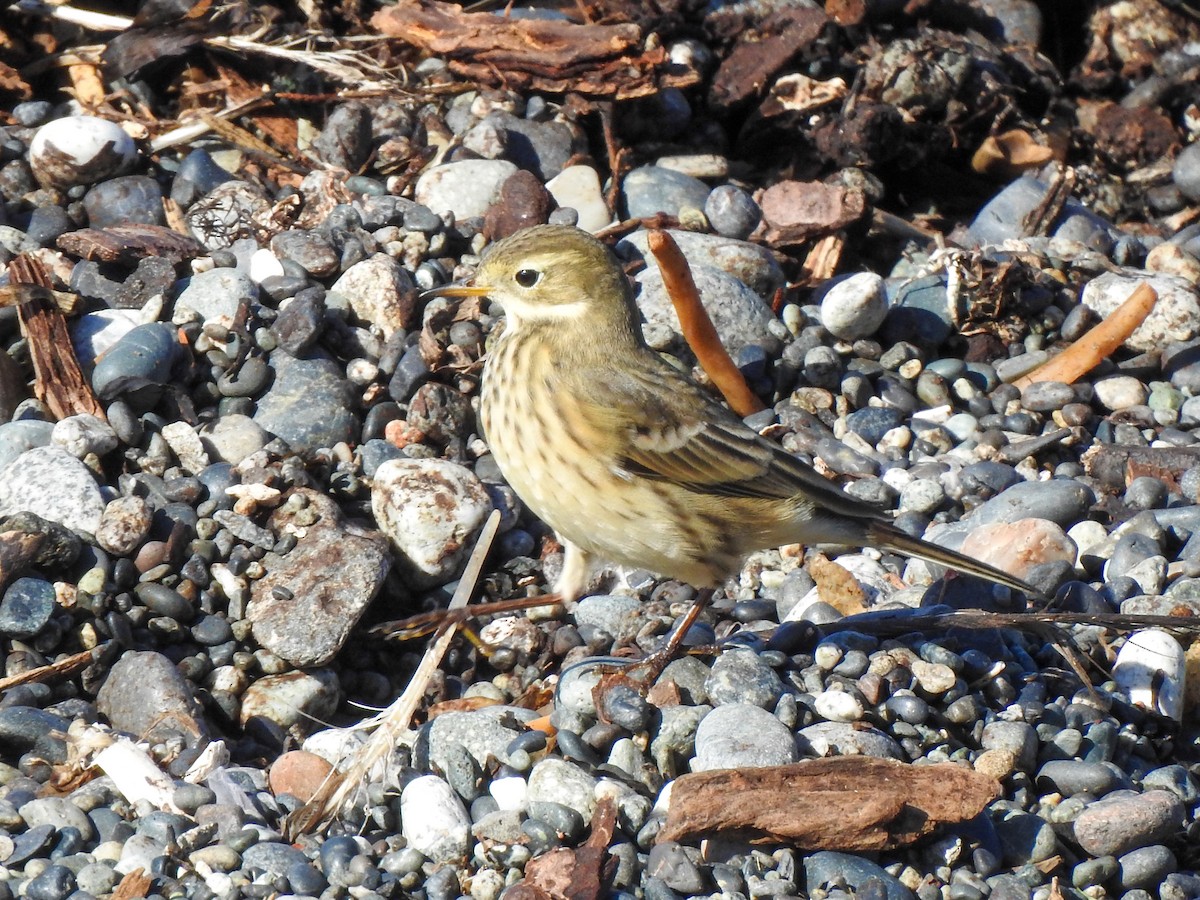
[658,756,1000,849]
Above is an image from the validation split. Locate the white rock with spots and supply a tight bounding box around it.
[414,159,518,220]
[401,775,471,863]
[817,272,889,340]
[1081,273,1200,352]
[96,495,153,556]
[371,458,493,589]
[526,757,599,819]
[0,446,104,535]
[329,254,416,339]
[51,414,118,458]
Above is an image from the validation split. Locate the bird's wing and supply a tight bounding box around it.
[581,362,886,521]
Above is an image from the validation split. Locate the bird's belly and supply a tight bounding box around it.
[481,377,737,586]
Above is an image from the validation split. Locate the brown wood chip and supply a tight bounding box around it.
[371,0,695,99]
[512,796,618,900]
[57,224,203,265]
[658,756,1000,849]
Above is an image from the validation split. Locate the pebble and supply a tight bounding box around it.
[635,263,781,357]
[371,458,493,589]
[544,165,612,233]
[1112,629,1185,720]
[1081,273,1200,353]
[414,159,519,219]
[239,667,341,731]
[619,228,785,300]
[400,775,471,863]
[817,272,889,340]
[90,322,180,400]
[0,577,56,638]
[29,115,137,189]
[175,268,257,328]
[691,704,797,770]
[1072,791,1186,856]
[329,253,417,338]
[703,647,783,708]
[1093,374,1150,410]
[704,184,761,239]
[252,350,359,452]
[0,446,105,535]
[622,165,710,218]
[247,492,390,666]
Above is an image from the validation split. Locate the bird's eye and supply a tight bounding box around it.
[514,268,541,288]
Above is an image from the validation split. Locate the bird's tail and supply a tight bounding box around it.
[866,519,1045,600]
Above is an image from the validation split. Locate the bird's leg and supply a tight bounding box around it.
[618,587,714,689]
[554,539,594,604]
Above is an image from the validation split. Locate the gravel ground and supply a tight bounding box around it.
[0,1,1199,899]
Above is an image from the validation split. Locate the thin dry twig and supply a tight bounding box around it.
[284,509,503,838]
[0,646,105,692]
[1012,283,1157,389]
[647,230,766,416]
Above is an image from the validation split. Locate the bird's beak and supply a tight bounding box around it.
[421,283,491,301]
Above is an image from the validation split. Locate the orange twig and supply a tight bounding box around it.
[648,230,766,416]
[1012,283,1158,389]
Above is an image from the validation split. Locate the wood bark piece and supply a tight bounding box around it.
[505,797,617,900]
[372,0,694,99]
[1012,283,1158,389]
[658,757,1000,849]
[647,229,765,416]
[57,224,203,265]
[708,6,827,112]
[11,255,106,422]
[1081,442,1200,491]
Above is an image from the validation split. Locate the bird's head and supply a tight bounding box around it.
[426,225,639,334]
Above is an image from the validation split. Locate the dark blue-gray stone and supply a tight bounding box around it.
[253,350,359,453]
[91,322,180,401]
[804,851,914,900]
[83,175,165,228]
[0,576,55,638]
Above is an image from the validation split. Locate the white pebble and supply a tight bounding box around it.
[400,775,471,862]
[30,115,137,189]
[160,421,210,475]
[817,272,888,340]
[1113,629,1185,720]
[814,689,864,722]
[1093,375,1148,411]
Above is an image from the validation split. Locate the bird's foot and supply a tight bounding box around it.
[584,590,714,720]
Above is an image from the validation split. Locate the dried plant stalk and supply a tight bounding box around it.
[647,230,766,416]
[1012,283,1157,389]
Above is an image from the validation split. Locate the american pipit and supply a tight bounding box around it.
[432,224,1038,604]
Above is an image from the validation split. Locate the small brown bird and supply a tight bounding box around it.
[433,224,1038,604]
